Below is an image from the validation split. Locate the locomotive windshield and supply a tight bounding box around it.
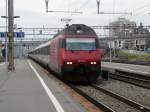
[66,38,96,51]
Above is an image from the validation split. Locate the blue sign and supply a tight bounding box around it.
[0,32,24,38]
[0,32,6,38]
[14,32,25,38]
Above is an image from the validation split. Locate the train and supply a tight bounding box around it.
[28,24,103,82]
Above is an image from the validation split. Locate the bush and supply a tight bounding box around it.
[118,51,150,62]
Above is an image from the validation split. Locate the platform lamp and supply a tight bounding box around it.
[45,0,49,13]
[96,0,101,14]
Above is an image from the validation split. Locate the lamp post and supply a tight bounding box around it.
[7,0,14,70]
[7,0,19,71]
[96,0,101,14]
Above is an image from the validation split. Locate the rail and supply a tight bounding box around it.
[69,84,115,112]
[110,70,150,89]
[92,85,150,112]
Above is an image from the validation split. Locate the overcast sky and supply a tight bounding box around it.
[0,0,150,28]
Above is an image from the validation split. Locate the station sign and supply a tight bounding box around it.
[0,32,25,38]
[0,32,6,37]
[13,32,25,38]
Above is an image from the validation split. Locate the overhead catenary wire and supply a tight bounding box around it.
[69,0,91,18]
[132,2,150,16]
[78,0,91,10]
[133,2,150,13]
[46,0,70,14]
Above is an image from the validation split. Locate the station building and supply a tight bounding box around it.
[108,18,150,51]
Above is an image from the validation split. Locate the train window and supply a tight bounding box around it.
[42,47,45,55]
[39,46,49,55]
[43,48,45,54]
[40,49,42,54]
[59,39,65,48]
[47,46,50,55]
[45,46,49,55]
[45,47,47,54]
[66,38,96,51]
[49,46,51,54]
[96,39,100,48]
[39,49,41,54]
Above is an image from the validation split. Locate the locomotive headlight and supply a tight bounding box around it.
[91,62,97,64]
[67,62,73,64]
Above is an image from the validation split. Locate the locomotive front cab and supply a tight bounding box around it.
[60,37,101,75]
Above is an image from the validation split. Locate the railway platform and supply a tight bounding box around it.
[101,61,150,76]
[0,62,5,66]
[0,59,87,112]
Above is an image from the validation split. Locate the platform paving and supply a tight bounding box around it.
[102,61,150,76]
[0,62,5,66]
[0,59,87,112]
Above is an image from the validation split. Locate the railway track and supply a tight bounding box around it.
[70,84,115,112]
[110,70,150,89]
[103,60,150,66]
[70,84,150,112]
[92,85,150,112]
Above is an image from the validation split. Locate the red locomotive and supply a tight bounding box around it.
[29,24,103,82]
